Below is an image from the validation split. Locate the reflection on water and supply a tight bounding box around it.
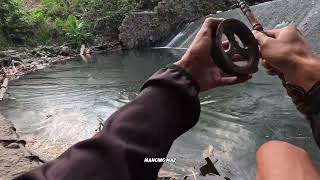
[0,49,319,179]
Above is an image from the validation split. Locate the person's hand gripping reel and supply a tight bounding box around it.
[211,1,262,76]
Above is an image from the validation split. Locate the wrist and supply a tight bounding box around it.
[175,57,201,86]
[293,55,320,92]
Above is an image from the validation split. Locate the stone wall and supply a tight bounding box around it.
[118,12,172,49]
[119,0,230,49]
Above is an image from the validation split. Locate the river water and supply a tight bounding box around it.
[0,49,320,179]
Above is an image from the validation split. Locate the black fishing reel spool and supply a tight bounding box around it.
[212,19,260,76]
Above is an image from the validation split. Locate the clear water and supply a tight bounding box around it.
[0,49,319,179]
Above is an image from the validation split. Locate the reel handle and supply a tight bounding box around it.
[239,1,264,32]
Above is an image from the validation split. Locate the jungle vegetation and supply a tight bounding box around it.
[0,0,162,49]
[0,0,268,50]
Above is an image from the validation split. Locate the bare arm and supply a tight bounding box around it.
[254,27,320,147]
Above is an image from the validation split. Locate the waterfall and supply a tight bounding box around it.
[157,9,248,49]
[156,0,320,54]
[164,18,205,49]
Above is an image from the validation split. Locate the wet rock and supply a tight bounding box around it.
[157,177,172,180]
[25,155,46,163]
[0,140,26,147]
[200,157,220,176]
[59,46,75,56]
[91,41,122,52]
[5,143,20,149]
[29,46,75,58]
[0,115,43,179]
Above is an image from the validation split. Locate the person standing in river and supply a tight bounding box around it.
[15,18,320,180]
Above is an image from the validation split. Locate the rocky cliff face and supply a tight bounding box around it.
[119,0,230,49]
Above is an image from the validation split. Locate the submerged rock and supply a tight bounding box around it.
[200,158,220,176]
[5,143,20,149]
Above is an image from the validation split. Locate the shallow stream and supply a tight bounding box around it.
[0,49,320,179]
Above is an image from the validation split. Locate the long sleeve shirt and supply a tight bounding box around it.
[15,65,200,180]
[15,65,320,180]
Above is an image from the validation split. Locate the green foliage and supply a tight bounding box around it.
[0,0,161,48]
[77,0,135,35]
[41,0,69,19]
[0,35,8,50]
[24,0,93,47]
[0,0,33,47]
[60,15,92,48]
[136,0,161,10]
[76,0,161,37]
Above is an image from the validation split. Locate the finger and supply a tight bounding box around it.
[222,40,230,49]
[192,18,224,47]
[267,69,280,76]
[261,59,273,70]
[203,18,224,30]
[264,28,282,38]
[217,75,252,86]
[252,30,275,46]
[199,18,224,40]
[261,59,281,75]
[263,65,280,75]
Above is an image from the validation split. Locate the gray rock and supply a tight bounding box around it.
[59,46,75,56]
[119,0,229,49]
[5,143,20,149]
[0,115,42,179]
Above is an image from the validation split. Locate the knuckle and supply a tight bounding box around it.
[201,28,210,36]
[203,18,223,28]
[285,26,298,33]
[204,18,214,26]
[260,38,271,48]
[204,17,213,23]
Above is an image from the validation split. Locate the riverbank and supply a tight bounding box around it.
[0,114,44,179]
[0,42,127,178]
[0,47,228,179]
[0,46,78,179]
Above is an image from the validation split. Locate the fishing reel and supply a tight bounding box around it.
[211,1,262,76]
[211,19,260,76]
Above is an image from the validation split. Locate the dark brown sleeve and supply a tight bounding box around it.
[15,65,201,180]
[280,74,320,149]
[307,83,320,148]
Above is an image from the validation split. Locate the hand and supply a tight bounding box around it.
[175,18,252,92]
[253,26,320,92]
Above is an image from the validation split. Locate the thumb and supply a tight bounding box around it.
[217,75,252,86]
[252,30,274,46]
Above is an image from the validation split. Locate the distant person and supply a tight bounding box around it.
[16,18,320,180]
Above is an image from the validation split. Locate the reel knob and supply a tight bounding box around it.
[211,19,260,76]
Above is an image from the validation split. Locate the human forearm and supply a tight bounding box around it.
[295,55,320,92]
[15,65,201,180]
[16,18,252,180]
